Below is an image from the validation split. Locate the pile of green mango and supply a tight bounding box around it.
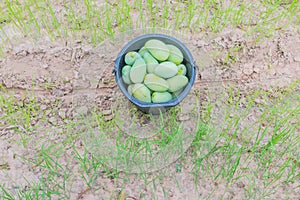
[121,39,189,103]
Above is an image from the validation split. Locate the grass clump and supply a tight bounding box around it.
[0,0,299,53]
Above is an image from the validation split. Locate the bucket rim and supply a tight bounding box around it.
[114,33,196,109]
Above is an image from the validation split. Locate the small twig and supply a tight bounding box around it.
[0,124,29,137]
[0,125,17,136]
[31,159,45,169]
[77,187,91,200]
[0,163,10,170]
[16,125,28,133]
[127,196,138,200]
[0,125,17,131]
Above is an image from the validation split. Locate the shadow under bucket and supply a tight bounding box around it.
[114,34,196,114]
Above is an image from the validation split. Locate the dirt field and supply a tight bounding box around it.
[0,1,299,199]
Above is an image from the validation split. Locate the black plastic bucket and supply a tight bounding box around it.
[114,34,196,114]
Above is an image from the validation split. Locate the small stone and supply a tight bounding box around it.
[73,79,90,89]
[58,109,67,119]
[102,109,112,116]
[74,106,88,116]
[3,79,13,88]
[64,83,72,92]
[13,94,22,100]
[177,114,190,121]
[197,40,208,47]
[253,65,260,73]
[237,181,245,188]
[48,117,57,124]
[14,49,28,56]
[294,55,300,62]
[45,110,51,116]
[40,105,47,110]
[82,45,92,55]
[104,115,114,121]
[52,89,64,97]
[243,63,254,75]
[41,64,49,69]
[254,98,261,104]
[38,77,45,83]
[49,46,65,55]
[44,98,51,104]
[74,71,80,79]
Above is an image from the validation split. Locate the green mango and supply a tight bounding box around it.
[144,73,169,92]
[177,64,187,76]
[138,46,148,56]
[167,75,189,92]
[167,44,183,65]
[125,51,140,65]
[154,61,178,79]
[122,65,132,85]
[130,58,147,83]
[132,83,151,103]
[143,52,159,73]
[145,39,169,61]
[127,84,134,95]
[152,92,172,103]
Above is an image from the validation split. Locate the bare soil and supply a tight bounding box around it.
[0,24,299,199]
